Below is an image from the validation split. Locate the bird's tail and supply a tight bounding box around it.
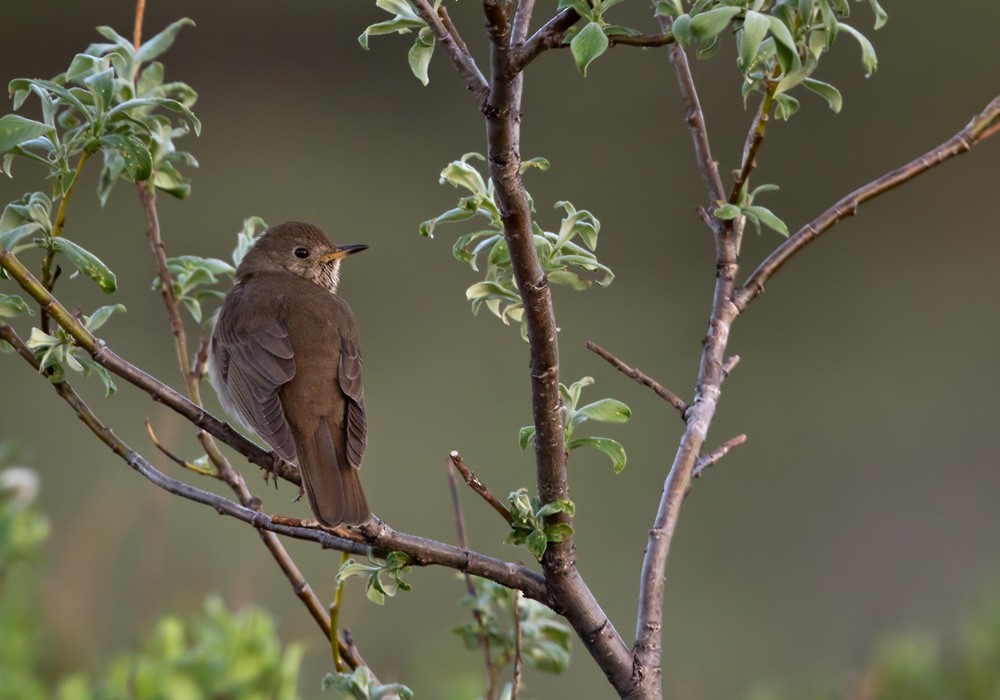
[296,419,371,527]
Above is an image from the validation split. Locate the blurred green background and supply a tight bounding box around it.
[1,1,999,698]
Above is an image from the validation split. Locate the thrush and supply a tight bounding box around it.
[210,221,371,526]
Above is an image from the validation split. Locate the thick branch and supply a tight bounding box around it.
[733,94,1000,310]
[483,14,634,693]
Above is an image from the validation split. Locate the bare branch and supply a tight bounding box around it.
[511,589,523,700]
[410,0,490,106]
[510,0,536,47]
[510,9,579,73]
[662,24,726,206]
[692,434,747,480]
[587,340,688,417]
[734,95,1000,311]
[450,450,513,525]
[721,354,741,379]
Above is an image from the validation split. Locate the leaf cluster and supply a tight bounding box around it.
[422,153,613,337]
[504,488,576,560]
[715,183,789,237]
[454,577,572,675]
[2,18,199,203]
[323,665,414,700]
[520,376,631,473]
[337,550,412,606]
[657,0,886,119]
[22,304,125,396]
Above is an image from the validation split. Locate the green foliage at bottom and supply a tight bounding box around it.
[749,586,1000,700]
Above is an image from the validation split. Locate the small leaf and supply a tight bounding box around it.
[100,133,153,181]
[135,18,196,66]
[773,92,800,120]
[739,11,770,70]
[526,529,548,559]
[567,436,627,473]
[49,238,117,293]
[0,115,54,154]
[536,499,575,518]
[0,223,44,251]
[802,77,843,113]
[671,14,693,45]
[836,22,878,76]
[575,398,631,424]
[867,0,888,29]
[765,15,800,75]
[407,26,435,86]
[688,6,741,42]
[743,205,789,236]
[85,304,126,331]
[0,293,33,318]
[714,203,741,220]
[519,425,536,451]
[544,523,575,543]
[571,22,609,77]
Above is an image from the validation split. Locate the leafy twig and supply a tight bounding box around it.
[409,0,489,106]
[511,9,580,73]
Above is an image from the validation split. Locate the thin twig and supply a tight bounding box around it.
[145,418,214,476]
[132,0,146,48]
[450,451,513,525]
[733,94,1000,310]
[587,340,688,417]
[692,434,747,480]
[447,455,497,700]
[728,80,778,206]
[663,21,726,206]
[721,354,741,379]
[511,589,523,700]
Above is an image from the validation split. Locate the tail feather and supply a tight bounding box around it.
[296,419,370,527]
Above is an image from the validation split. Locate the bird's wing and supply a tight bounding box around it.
[338,334,367,470]
[213,316,297,461]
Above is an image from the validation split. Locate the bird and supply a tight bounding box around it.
[209,221,371,527]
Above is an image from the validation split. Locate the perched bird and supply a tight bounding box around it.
[210,221,371,526]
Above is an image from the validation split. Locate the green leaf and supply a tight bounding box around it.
[0,222,44,251]
[519,425,536,451]
[571,22,609,77]
[773,92,800,120]
[867,0,887,29]
[688,6,741,43]
[48,238,117,293]
[714,203,741,220]
[84,304,126,331]
[536,499,575,518]
[100,133,152,181]
[836,22,878,76]
[671,14,693,45]
[575,398,631,424]
[802,77,843,112]
[407,26,435,86]
[544,523,575,543]
[739,11,770,70]
[567,436,627,473]
[465,281,520,303]
[83,68,115,114]
[107,97,201,136]
[526,529,548,559]
[0,293,33,318]
[135,18,196,66]
[0,115,53,154]
[765,15,800,75]
[743,205,789,236]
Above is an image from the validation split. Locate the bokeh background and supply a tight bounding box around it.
[1,1,999,697]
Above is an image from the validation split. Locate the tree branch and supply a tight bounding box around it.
[480,12,634,693]
[449,450,513,525]
[662,24,726,206]
[510,9,579,73]
[586,340,688,417]
[410,0,490,106]
[733,94,1000,311]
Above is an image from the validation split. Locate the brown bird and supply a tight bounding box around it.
[210,221,371,526]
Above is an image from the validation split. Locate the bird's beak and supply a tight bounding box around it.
[319,244,368,262]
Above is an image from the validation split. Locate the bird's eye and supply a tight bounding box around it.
[294,247,309,259]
